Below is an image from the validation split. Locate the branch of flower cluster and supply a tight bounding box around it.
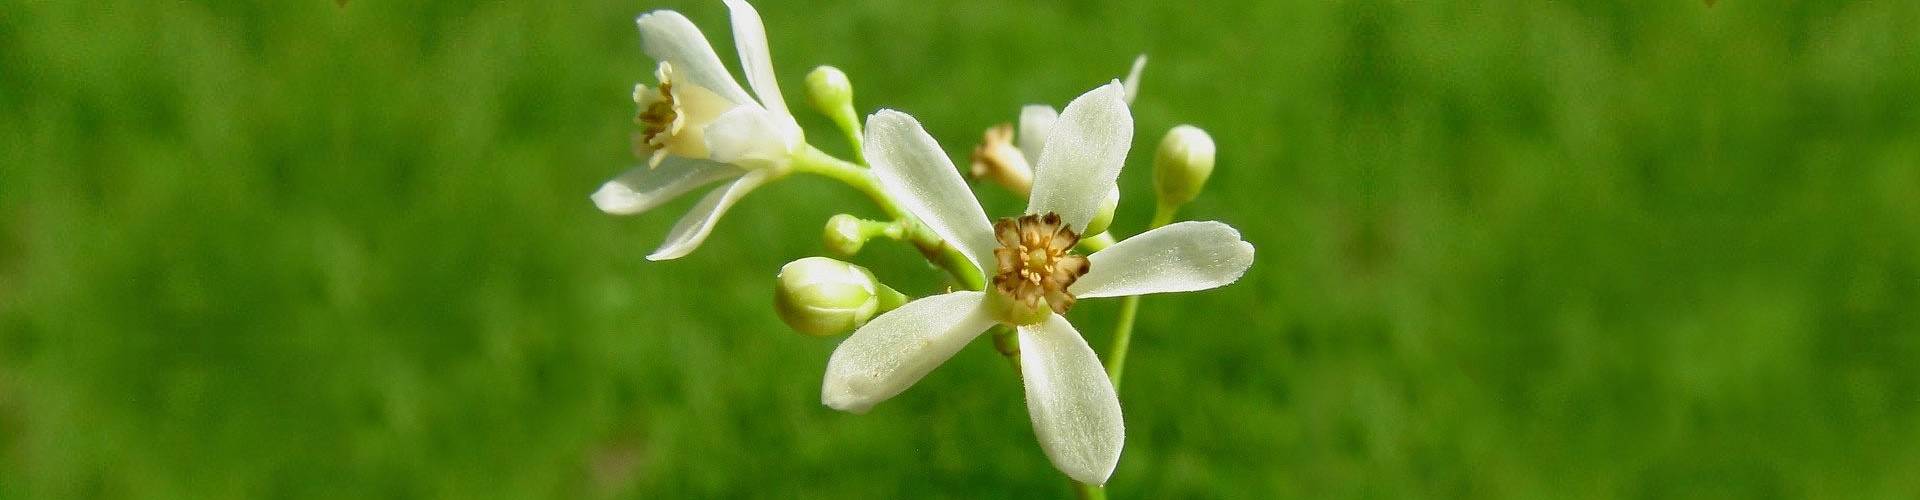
[595,1,1246,492]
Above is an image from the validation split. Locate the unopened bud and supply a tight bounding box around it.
[969,123,1034,195]
[823,214,868,256]
[1153,125,1216,208]
[805,66,854,117]
[1084,187,1119,236]
[774,257,906,336]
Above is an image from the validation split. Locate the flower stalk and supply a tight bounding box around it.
[790,145,984,291]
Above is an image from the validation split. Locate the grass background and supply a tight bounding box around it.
[4,0,1918,497]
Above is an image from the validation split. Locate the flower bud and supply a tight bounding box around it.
[969,123,1034,195]
[805,66,854,117]
[774,257,906,336]
[1084,187,1119,236]
[823,214,868,257]
[1153,125,1216,208]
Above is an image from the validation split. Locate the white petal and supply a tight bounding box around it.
[1027,82,1133,232]
[821,291,995,413]
[645,169,773,261]
[863,110,999,272]
[1070,221,1255,298]
[1016,104,1058,166]
[1121,54,1147,105]
[635,10,755,106]
[721,0,790,118]
[1018,315,1124,485]
[591,159,743,215]
[703,106,794,169]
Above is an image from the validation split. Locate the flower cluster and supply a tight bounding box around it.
[593,1,1254,488]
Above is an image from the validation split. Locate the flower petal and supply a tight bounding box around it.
[1016,104,1058,166]
[635,10,754,106]
[721,0,790,118]
[644,169,773,261]
[821,291,995,413]
[1070,221,1255,298]
[703,106,794,169]
[1027,82,1132,232]
[591,158,743,215]
[864,110,999,272]
[1018,315,1124,485]
[1122,54,1147,104]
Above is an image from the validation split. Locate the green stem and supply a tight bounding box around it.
[1075,482,1108,500]
[835,115,865,164]
[1105,203,1178,389]
[1105,295,1143,389]
[1148,202,1179,234]
[790,145,983,290]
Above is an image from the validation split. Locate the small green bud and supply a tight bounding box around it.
[774,257,906,336]
[1153,124,1216,208]
[823,214,868,257]
[1084,187,1120,236]
[805,66,854,117]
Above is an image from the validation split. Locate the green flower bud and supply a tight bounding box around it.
[1084,187,1119,236]
[805,66,854,117]
[1153,124,1216,208]
[774,257,906,336]
[823,214,868,257]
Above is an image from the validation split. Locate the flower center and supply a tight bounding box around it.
[632,63,687,166]
[990,212,1090,323]
[635,81,679,145]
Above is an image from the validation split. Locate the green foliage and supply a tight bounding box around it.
[2,0,1917,497]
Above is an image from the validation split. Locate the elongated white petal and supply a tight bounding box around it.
[645,169,773,261]
[592,159,743,215]
[1070,221,1255,298]
[1016,104,1058,166]
[1027,82,1132,232]
[864,110,999,271]
[1122,54,1147,104]
[821,291,995,413]
[1019,315,1124,485]
[635,11,754,106]
[721,0,789,118]
[703,106,794,168]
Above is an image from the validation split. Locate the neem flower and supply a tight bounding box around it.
[592,0,803,261]
[821,82,1255,484]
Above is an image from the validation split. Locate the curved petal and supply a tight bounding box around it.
[645,169,774,261]
[1070,221,1255,298]
[1121,54,1147,105]
[1018,315,1124,485]
[1017,104,1058,166]
[863,110,999,271]
[1027,82,1132,232]
[821,291,995,413]
[704,106,794,169]
[721,0,789,118]
[591,158,743,215]
[635,10,754,106]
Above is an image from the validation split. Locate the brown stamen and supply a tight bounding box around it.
[636,81,677,146]
[990,212,1090,316]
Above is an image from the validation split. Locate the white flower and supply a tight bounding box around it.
[821,82,1255,485]
[1020,54,1147,166]
[590,0,803,261]
[972,55,1146,232]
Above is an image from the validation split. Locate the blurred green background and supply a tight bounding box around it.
[4,0,1918,497]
